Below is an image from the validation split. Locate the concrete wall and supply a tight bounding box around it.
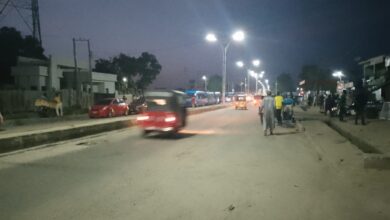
[92,72,116,93]
[11,66,48,90]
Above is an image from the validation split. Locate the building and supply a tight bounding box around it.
[11,56,116,94]
[359,55,390,101]
[359,55,390,120]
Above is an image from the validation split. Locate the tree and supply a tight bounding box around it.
[298,65,336,92]
[135,52,162,93]
[207,74,222,92]
[94,52,161,94]
[0,26,46,86]
[276,73,295,93]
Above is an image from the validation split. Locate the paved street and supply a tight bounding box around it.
[0,105,389,220]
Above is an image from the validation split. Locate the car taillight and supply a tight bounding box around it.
[137,115,149,121]
[164,116,176,122]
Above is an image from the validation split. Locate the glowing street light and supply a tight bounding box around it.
[205,33,217,42]
[232,30,245,42]
[205,30,245,103]
[236,61,244,68]
[332,71,344,81]
[122,77,127,83]
[236,59,261,94]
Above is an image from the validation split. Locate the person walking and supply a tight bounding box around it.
[53,93,63,117]
[258,95,264,125]
[274,91,283,125]
[339,90,347,121]
[355,84,368,125]
[261,91,275,136]
[325,94,333,116]
[191,96,196,108]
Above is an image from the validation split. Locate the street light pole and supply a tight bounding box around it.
[202,75,208,91]
[205,31,245,104]
[255,74,258,93]
[222,43,229,103]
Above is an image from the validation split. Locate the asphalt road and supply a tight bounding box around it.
[0,105,389,220]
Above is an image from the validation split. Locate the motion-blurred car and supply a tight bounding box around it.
[89,98,129,118]
[129,97,147,114]
[137,90,187,136]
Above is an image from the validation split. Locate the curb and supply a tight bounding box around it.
[325,119,390,170]
[0,104,228,154]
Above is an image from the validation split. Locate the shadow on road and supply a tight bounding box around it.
[272,130,300,136]
[145,132,197,140]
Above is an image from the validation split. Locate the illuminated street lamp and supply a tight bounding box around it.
[236,59,261,93]
[205,30,245,103]
[332,71,344,82]
[205,33,217,42]
[236,61,244,68]
[202,75,207,91]
[122,77,128,94]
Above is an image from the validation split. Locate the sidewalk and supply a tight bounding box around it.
[294,105,390,168]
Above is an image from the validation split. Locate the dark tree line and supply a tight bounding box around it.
[94,52,162,95]
[0,27,46,86]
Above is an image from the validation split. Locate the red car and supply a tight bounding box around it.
[89,98,129,118]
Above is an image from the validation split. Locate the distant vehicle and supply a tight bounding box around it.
[185,90,208,107]
[137,90,187,136]
[253,95,262,106]
[128,96,147,114]
[234,95,247,110]
[89,98,129,118]
[225,96,233,102]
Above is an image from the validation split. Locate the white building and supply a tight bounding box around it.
[11,56,117,93]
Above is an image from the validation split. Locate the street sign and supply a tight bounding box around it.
[299,80,305,85]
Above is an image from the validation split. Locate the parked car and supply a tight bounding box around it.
[129,97,147,114]
[89,98,129,118]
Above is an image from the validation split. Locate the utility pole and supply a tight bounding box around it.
[1,0,43,45]
[72,38,79,92]
[31,0,42,45]
[73,38,93,93]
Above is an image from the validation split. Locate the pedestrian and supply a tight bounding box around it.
[274,91,283,125]
[319,93,325,112]
[191,96,196,108]
[261,91,275,136]
[339,90,347,121]
[325,94,333,116]
[354,84,368,125]
[54,93,63,117]
[122,95,128,104]
[258,95,264,125]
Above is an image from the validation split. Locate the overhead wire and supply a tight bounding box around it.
[10,0,31,32]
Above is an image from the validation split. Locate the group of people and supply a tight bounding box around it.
[258,91,295,136]
[318,85,368,125]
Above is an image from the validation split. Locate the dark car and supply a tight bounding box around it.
[128,97,147,114]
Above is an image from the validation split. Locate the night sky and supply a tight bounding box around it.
[1,0,390,89]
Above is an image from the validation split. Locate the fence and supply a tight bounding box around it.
[0,89,94,114]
